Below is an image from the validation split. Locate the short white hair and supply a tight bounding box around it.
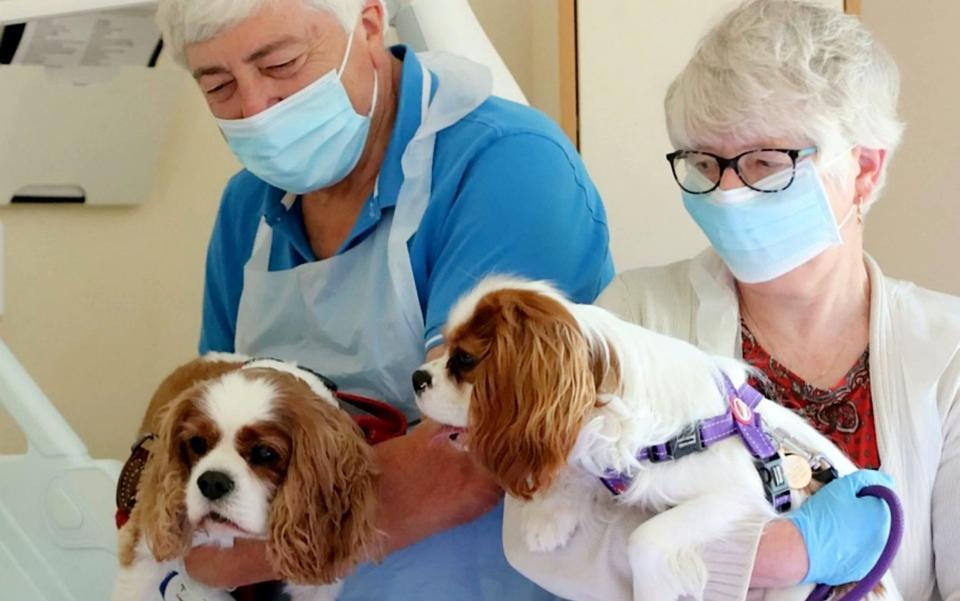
[156,0,388,66]
[665,0,904,206]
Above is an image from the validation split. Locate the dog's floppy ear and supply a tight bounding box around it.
[267,392,381,585]
[469,289,597,500]
[134,391,195,561]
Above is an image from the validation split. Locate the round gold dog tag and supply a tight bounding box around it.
[783,454,813,490]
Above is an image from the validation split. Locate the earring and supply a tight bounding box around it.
[856,196,864,224]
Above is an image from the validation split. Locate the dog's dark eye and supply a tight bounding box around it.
[250,445,278,466]
[188,436,208,456]
[448,350,478,372]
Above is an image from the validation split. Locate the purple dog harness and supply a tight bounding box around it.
[597,372,906,601]
[600,373,792,513]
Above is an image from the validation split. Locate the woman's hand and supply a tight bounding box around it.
[185,419,501,588]
[789,469,895,585]
[753,469,895,588]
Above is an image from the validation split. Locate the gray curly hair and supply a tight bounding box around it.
[156,0,389,66]
[665,0,904,207]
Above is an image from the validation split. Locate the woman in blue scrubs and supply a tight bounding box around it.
[154,0,614,598]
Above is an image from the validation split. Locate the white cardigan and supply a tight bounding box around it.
[503,250,960,601]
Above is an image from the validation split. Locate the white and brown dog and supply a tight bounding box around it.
[413,277,897,601]
[112,354,380,601]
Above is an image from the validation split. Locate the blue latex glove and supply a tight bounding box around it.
[789,469,895,586]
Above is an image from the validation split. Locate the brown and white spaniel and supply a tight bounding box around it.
[413,277,897,601]
[112,354,380,601]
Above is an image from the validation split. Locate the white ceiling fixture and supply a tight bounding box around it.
[0,0,154,24]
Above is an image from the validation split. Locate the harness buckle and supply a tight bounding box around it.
[668,421,705,460]
[755,455,792,513]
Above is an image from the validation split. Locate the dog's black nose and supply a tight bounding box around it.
[412,369,433,393]
[197,470,234,501]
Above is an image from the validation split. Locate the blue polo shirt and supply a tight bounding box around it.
[199,45,614,355]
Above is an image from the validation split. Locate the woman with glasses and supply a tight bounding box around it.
[503,1,959,599]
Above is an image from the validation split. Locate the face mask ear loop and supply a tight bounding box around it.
[338,21,377,118]
[814,144,859,169]
[367,68,379,118]
[837,200,859,230]
[338,28,358,78]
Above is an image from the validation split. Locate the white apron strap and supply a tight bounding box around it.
[386,54,493,336]
[247,219,273,271]
[247,192,297,271]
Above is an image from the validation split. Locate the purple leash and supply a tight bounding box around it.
[805,485,905,601]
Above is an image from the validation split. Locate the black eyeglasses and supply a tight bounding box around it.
[666,147,817,194]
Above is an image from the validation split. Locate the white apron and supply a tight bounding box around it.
[235,53,486,416]
[234,52,561,601]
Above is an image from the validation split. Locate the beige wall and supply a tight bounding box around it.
[860,2,960,296]
[469,0,562,123]
[0,64,240,458]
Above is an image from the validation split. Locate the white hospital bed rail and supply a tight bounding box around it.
[0,337,122,600]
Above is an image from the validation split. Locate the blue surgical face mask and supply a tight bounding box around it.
[216,29,378,194]
[682,158,856,283]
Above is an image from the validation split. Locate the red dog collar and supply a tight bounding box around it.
[336,391,408,445]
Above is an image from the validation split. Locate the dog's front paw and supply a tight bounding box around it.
[521,501,580,552]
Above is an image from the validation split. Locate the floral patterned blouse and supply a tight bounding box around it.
[741,320,880,469]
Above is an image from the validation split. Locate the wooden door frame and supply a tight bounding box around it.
[558,0,579,147]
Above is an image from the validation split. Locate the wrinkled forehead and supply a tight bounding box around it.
[690,135,807,158]
[180,0,348,70]
[669,98,816,158]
